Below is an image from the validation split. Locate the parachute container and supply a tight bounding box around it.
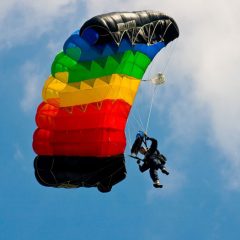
[32,11,179,192]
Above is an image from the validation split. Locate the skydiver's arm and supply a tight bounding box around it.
[146,137,158,155]
[131,136,143,154]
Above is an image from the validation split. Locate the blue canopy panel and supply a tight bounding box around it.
[63,30,165,62]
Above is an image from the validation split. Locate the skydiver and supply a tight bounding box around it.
[131,131,169,188]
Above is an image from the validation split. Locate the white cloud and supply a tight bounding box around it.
[20,62,43,112]
[84,0,180,19]
[0,0,80,48]
[168,1,240,189]
[84,0,126,15]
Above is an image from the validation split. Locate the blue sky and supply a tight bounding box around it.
[1,0,240,239]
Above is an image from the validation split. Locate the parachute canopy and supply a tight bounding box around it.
[80,11,179,45]
[33,10,179,192]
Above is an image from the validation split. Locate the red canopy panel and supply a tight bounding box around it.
[33,99,130,157]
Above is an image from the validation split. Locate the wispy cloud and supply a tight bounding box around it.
[13,144,32,172]
[20,62,43,113]
[167,1,240,189]
[14,144,24,161]
[0,0,80,48]
[146,169,186,202]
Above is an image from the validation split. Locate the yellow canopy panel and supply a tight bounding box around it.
[42,74,141,107]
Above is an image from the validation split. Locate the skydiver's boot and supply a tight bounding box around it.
[153,180,163,188]
[161,168,169,175]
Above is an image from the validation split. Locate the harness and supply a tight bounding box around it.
[145,150,167,165]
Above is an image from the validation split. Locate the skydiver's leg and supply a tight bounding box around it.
[155,159,170,175]
[149,168,163,188]
[161,166,169,175]
[149,168,159,182]
[157,162,169,175]
[139,162,149,172]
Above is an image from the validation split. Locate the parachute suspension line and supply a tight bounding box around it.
[145,55,154,82]
[145,85,158,134]
[136,109,145,131]
[162,41,177,75]
[126,110,144,150]
[131,110,145,131]
[131,82,148,133]
[126,126,133,152]
[144,42,177,134]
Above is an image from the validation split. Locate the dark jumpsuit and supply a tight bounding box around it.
[139,138,166,182]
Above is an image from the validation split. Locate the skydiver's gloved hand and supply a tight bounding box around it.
[131,152,137,157]
[137,159,141,165]
[142,132,150,141]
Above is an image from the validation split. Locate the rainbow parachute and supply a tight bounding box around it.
[33,11,179,192]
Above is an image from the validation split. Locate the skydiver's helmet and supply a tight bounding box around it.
[136,130,145,140]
